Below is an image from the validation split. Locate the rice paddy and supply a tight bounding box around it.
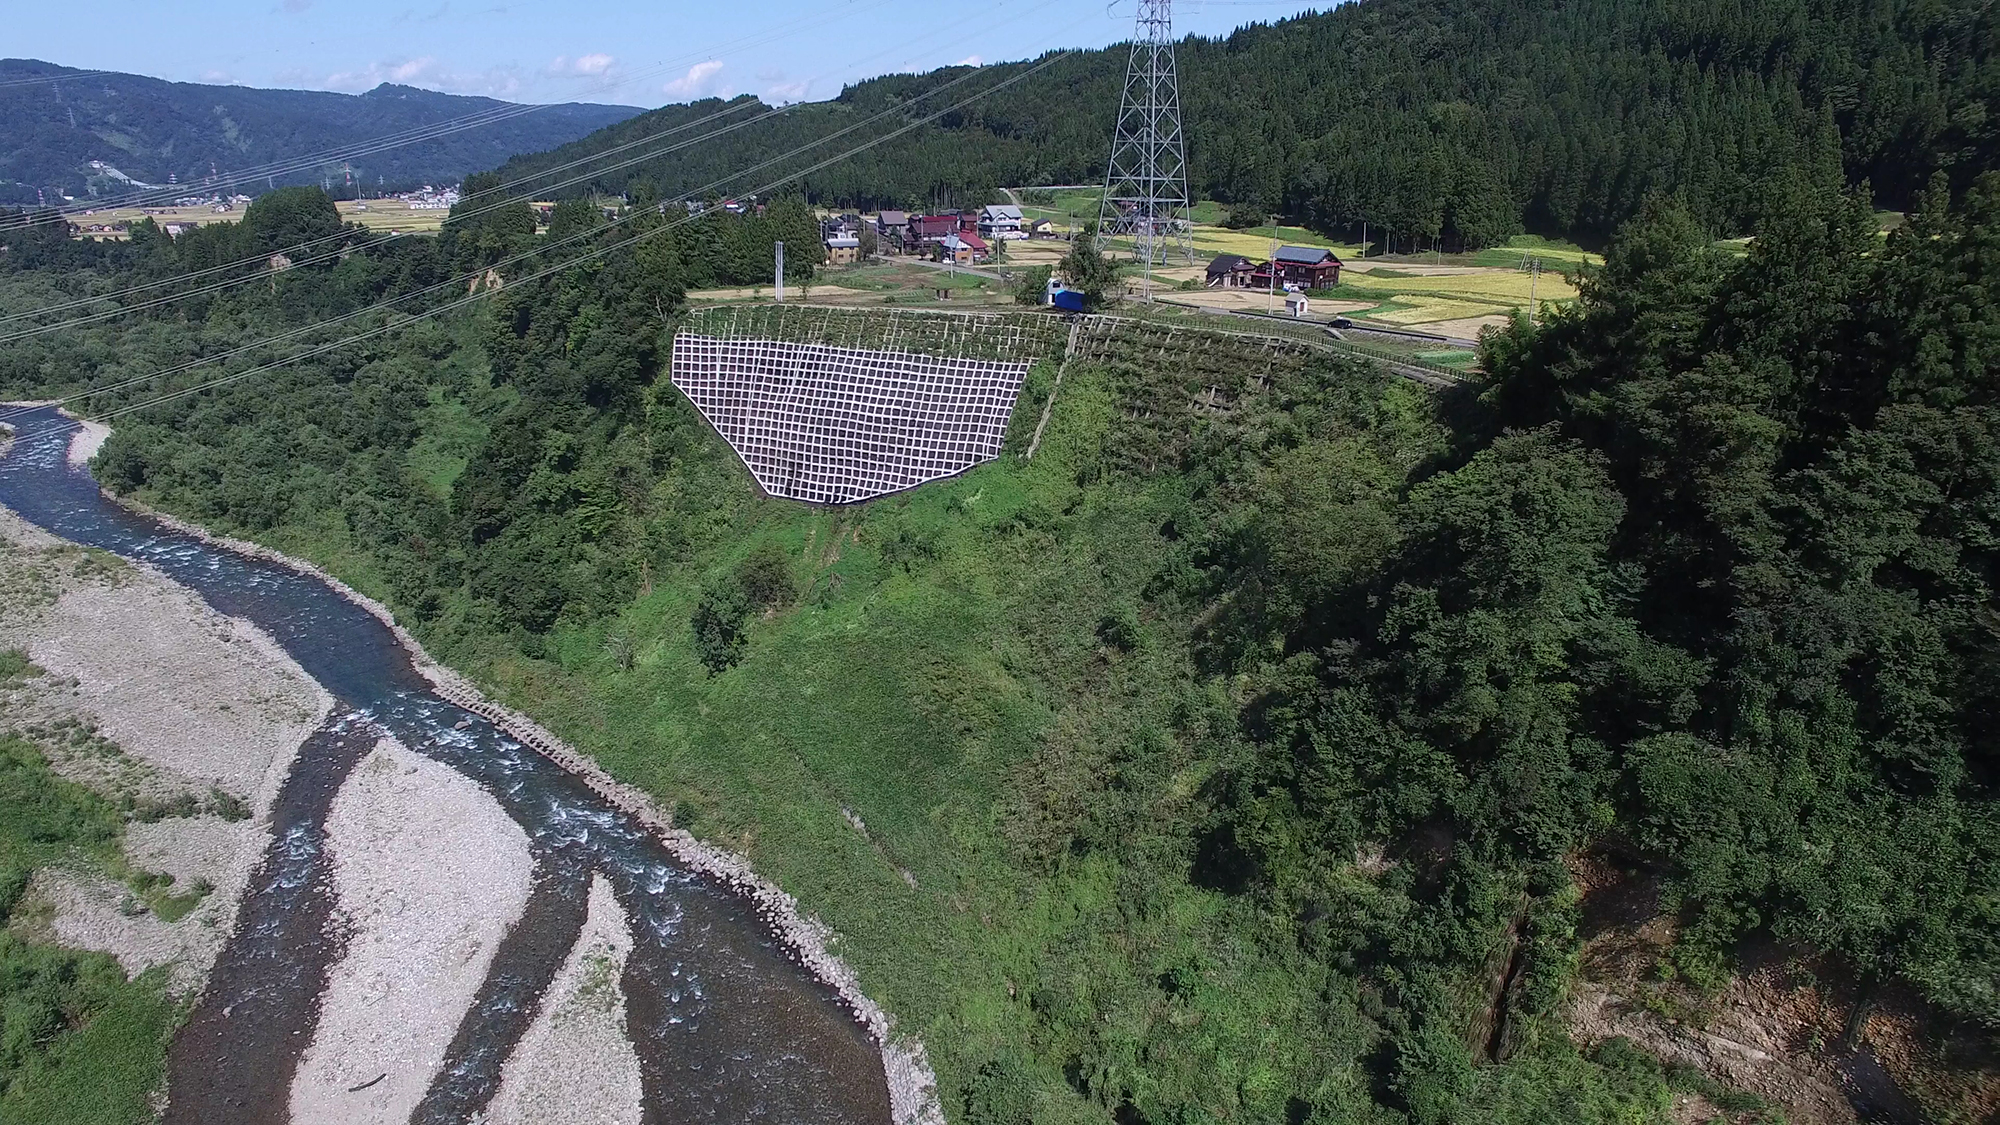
[334,198,449,233]
[59,198,447,240]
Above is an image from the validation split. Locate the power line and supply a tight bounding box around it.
[2,75,966,425]
[0,0,1059,335]
[82,52,1080,428]
[0,68,110,90]
[0,0,902,230]
[0,101,780,342]
[9,44,1083,430]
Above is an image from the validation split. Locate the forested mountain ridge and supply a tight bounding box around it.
[0,59,644,204]
[491,0,1997,246]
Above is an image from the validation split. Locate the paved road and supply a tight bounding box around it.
[1174,302,1483,347]
[1346,324,1482,350]
[896,256,1008,283]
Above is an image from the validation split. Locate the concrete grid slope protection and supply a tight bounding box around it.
[670,332,1031,505]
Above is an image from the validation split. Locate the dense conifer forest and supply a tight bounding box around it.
[492,0,1997,247]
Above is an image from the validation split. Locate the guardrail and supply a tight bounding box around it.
[1119,300,1479,382]
[1322,336,1476,382]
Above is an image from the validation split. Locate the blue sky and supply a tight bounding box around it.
[7,1,1326,108]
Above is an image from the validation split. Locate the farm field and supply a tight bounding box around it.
[688,260,1014,308]
[66,203,242,239]
[1000,190,1590,332]
[1147,259,1578,336]
[62,198,447,239]
[335,198,449,233]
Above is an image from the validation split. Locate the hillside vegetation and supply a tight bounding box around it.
[0,59,643,204]
[2,155,1996,1119]
[489,0,1997,247]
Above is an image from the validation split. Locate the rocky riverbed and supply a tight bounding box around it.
[2,407,917,1124]
[0,501,329,993]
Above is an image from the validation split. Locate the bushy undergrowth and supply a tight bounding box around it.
[9,173,2000,1122]
[0,735,175,1125]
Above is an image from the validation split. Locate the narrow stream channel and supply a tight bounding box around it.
[0,406,892,1124]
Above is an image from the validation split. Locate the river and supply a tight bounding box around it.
[0,405,893,1125]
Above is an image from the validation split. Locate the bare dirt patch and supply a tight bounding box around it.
[1415,314,1510,339]
[1565,849,2000,1124]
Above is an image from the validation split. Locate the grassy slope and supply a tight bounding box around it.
[444,357,1387,1115]
[75,305,1686,1120]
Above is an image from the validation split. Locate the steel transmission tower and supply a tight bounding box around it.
[1097,0,1194,267]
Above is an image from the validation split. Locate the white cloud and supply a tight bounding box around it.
[316,56,525,98]
[764,80,810,104]
[548,52,615,76]
[956,55,983,66]
[198,69,236,85]
[661,59,726,99]
[389,56,436,83]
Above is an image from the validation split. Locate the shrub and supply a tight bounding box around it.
[1013,264,1052,306]
[690,580,750,674]
[736,541,795,609]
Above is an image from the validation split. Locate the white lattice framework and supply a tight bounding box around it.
[1097,0,1195,266]
[671,334,1030,505]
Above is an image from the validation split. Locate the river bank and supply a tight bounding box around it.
[292,736,535,1125]
[94,499,943,1124]
[7,408,935,1124]
[0,500,331,995]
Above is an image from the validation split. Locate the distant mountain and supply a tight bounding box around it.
[0,60,645,204]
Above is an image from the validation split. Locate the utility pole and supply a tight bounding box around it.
[1528,257,1541,324]
[775,240,785,303]
[1266,232,1278,316]
[1098,0,1195,270]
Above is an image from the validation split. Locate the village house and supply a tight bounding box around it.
[978,204,1023,238]
[908,213,960,245]
[1255,245,1343,289]
[825,231,861,265]
[1027,217,1057,238]
[874,210,910,248]
[939,231,987,265]
[1205,253,1260,288]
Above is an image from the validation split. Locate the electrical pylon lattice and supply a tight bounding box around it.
[1097,0,1194,266]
